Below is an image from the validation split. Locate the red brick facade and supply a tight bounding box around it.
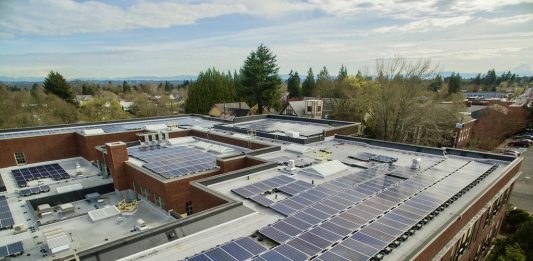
[0,131,145,168]
[414,160,522,261]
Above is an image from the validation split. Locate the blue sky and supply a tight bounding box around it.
[0,0,532,79]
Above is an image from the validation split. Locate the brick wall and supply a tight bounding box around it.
[105,142,131,191]
[0,133,80,168]
[125,164,225,213]
[76,131,142,161]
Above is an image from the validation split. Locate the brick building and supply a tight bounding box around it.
[0,114,521,261]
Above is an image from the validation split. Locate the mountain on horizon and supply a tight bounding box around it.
[1,65,531,83]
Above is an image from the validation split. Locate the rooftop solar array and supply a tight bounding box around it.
[231,119,332,137]
[128,145,218,179]
[186,237,267,261]
[231,175,297,199]
[246,160,498,261]
[19,184,50,197]
[0,241,24,258]
[0,196,15,230]
[11,163,69,188]
[350,152,398,163]
[0,116,218,140]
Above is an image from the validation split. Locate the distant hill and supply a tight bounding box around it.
[0,75,197,83]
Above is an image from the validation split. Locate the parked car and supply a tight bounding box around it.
[509,139,533,147]
[503,151,520,157]
[515,134,533,140]
[503,149,521,156]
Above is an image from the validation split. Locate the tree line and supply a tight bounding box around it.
[0,71,188,129]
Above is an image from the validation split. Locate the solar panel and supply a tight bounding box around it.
[204,248,237,261]
[220,242,253,260]
[0,196,14,230]
[349,152,376,161]
[0,241,23,258]
[231,175,297,199]
[0,116,218,140]
[129,145,218,179]
[250,195,275,207]
[11,163,69,187]
[231,119,331,137]
[233,237,267,255]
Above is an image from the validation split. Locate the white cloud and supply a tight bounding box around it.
[373,16,473,33]
[0,0,244,36]
[485,14,533,25]
[1,0,532,36]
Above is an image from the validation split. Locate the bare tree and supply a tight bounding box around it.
[368,56,437,142]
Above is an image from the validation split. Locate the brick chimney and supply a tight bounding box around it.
[105,142,130,191]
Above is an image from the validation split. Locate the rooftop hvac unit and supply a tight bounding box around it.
[12,224,27,234]
[88,206,120,222]
[410,158,421,170]
[81,128,105,135]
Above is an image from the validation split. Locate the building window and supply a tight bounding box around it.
[186,201,193,215]
[14,152,26,165]
[307,106,312,112]
[317,106,322,112]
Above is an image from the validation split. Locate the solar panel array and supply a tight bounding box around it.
[231,175,297,199]
[128,145,218,179]
[267,167,394,216]
[350,152,398,163]
[11,163,69,188]
[0,116,218,140]
[186,237,267,261]
[19,184,50,197]
[0,241,24,258]
[0,196,14,230]
[232,119,331,137]
[247,160,498,261]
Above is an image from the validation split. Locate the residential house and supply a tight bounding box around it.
[74,95,94,106]
[280,99,323,119]
[208,102,251,119]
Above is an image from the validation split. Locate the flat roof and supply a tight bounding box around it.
[127,137,248,180]
[1,157,110,198]
[224,118,335,137]
[119,137,514,261]
[0,116,221,140]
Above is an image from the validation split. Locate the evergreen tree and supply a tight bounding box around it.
[122,81,131,93]
[474,73,482,85]
[302,68,316,97]
[448,72,462,95]
[430,75,443,92]
[239,44,282,114]
[43,71,74,103]
[317,66,331,83]
[164,81,172,93]
[337,65,348,81]
[484,69,497,91]
[287,70,302,98]
[185,68,237,114]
